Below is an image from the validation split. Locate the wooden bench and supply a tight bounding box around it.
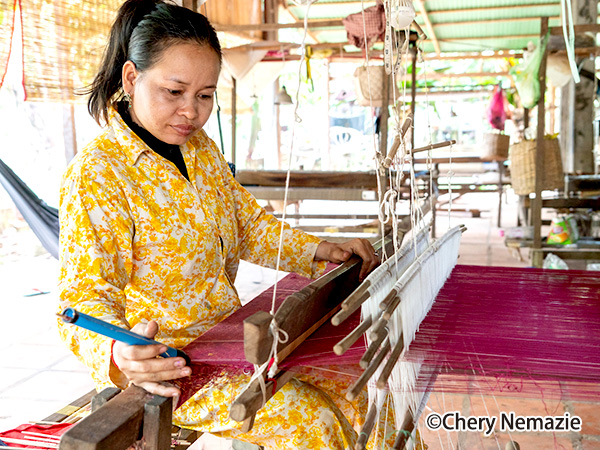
[46,387,261,450]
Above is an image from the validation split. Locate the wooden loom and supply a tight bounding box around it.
[55,9,472,449]
[173,216,461,450]
[56,202,447,449]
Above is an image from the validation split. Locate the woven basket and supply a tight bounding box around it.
[509,138,564,195]
[481,133,510,161]
[354,65,399,107]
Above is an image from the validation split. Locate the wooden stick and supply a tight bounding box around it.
[241,414,256,433]
[355,402,379,450]
[376,334,405,389]
[347,338,391,402]
[381,293,402,321]
[412,20,427,40]
[382,115,413,168]
[332,300,360,326]
[333,236,396,325]
[360,326,388,369]
[392,410,415,450]
[341,281,371,311]
[334,315,372,355]
[369,315,389,342]
[230,370,296,422]
[243,310,273,365]
[378,287,399,311]
[410,139,456,155]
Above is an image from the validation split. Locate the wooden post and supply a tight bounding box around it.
[378,61,391,228]
[379,69,390,157]
[143,394,173,450]
[532,17,549,268]
[497,161,504,228]
[410,47,417,150]
[264,0,278,170]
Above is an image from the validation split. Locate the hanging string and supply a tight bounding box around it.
[257,0,317,398]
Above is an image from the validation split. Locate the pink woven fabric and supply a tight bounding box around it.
[405,265,600,401]
[175,265,366,405]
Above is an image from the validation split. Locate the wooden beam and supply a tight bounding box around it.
[242,236,395,365]
[214,18,342,32]
[532,17,549,268]
[59,386,172,450]
[399,71,510,80]
[216,15,563,35]
[236,170,380,188]
[424,3,560,16]
[242,33,540,52]
[242,255,364,365]
[265,51,523,62]
[437,33,540,42]
[550,23,600,35]
[434,15,560,28]
[414,0,440,55]
[287,0,376,6]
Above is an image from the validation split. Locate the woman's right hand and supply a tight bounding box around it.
[111,320,190,398]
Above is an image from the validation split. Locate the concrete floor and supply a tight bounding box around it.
[0,191,598,449]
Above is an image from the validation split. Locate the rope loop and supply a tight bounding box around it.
[267,319,289,378]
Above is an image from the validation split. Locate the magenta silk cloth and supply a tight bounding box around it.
[175,264,600,407]
[175,265,366,405]
[404,265,600,400]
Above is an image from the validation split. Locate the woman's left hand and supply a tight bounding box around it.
[314,238,379,280]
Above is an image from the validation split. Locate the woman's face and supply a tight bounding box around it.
[122,42,220,146]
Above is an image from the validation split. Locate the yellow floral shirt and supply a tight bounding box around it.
[57,107,325,390]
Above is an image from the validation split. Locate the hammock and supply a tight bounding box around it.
[0,158,59,259]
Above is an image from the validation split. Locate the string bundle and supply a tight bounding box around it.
[350,226,462,449]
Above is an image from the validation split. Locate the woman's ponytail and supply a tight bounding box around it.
[86,0,161,125]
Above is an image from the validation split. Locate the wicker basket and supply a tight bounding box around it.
[509,138,564,195]
[354,65,399,107]
[481,133,510,161]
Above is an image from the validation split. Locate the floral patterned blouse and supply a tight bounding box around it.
[56,108,424,449]
[57,107,325,390]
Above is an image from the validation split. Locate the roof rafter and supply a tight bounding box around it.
[413,0,440,55]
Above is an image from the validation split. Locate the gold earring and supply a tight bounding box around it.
[124,92,132,108]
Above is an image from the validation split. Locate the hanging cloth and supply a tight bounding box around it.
[342,2,386,49]
[0,158,59,259]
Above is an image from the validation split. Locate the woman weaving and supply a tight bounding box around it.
[56,1,401,448]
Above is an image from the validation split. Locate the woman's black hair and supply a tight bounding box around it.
[85,0,222,125]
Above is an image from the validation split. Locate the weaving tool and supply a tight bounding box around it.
[57,308,191,364]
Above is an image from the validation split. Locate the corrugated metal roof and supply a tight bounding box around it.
[280,0,592,55]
